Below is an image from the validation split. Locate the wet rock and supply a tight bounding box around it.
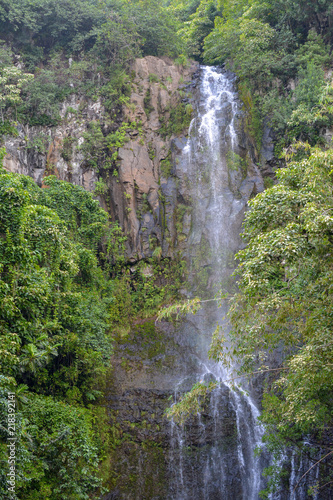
[261,123,274,162]
[105,313,246,500]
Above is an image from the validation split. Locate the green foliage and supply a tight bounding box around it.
[157,297,202,321]
[100,68,131,112]
[148,73,159,83]
[79,120,141,169]
[0,0,105,56]
[40,175,108,250]
[152,246,162,260]
[0,158,133,497]
[165,381,218,423]
[0,391,103,499]
[147,141,155,160]
[122,0,182,57]
[94,177,108,197]
[6,0,333,494]
[205,14,278,87]
[0,1,188,497]
[184,0,332,150]
[162,142,333,493]
[0,0,182,62]
[294,62,325,109]
[263,176,274,189]
[174,53,190,67]
[130,257,186,318]
[268,0,333,40]
[144,88,154,117]
[295,29,331,69]
[178,0,220,59]
[0,42,13,68]
[106,121,136,162]
[223,145,333,492]
[136,192,151,220]
[167,0,201,24]
[104,222,127,275]
[159,101,193,138]
[286,71,333,146]
[92,13,141,67]
[0,65,33,121]
[61,135,76,162]
[158,3,333,493]
[79,121,107,169]
[238,82,263,151]
[26,132,50,154]
[0,119,18,141]
[95,256,185,332]
[226,150,246,172]
[160,150,172,177]
[0,0,183,131]
[18,63,72,126]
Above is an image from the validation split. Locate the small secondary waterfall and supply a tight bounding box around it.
[167,66,267,499]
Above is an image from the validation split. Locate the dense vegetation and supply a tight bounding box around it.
[1,0,333,497]
[230,145,333,497]
[0,150,114,498]
[170,0,333,153]
[0,152,183,497]
[0,0,183,130]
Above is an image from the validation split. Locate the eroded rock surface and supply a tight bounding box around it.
[3,56,198,262]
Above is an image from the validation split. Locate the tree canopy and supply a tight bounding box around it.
[0,145,119,497]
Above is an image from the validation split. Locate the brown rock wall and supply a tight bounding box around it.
[2,56,198,262]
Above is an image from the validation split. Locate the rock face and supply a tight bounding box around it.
[113,56,197,260]
[104,314,243,500]
[3,96,102,191]
[2,56,198,262]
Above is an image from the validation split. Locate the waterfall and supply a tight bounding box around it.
[105,64,321,500]
[167,66,267,499]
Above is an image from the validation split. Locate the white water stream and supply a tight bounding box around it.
[167,66,267,499]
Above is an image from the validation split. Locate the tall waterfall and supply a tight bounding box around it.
[106,65,319,500]
[167,66,267,499]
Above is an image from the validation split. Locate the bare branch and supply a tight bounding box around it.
[293,450,333,492]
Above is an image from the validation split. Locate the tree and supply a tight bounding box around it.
[0,160,116,497]
[92,12,140,67]
[0,0,104,54]
[179,0,220,59]
[223,145,333,495]
[0,65,33,121]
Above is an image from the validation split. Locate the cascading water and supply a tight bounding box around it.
[167,66,268,499]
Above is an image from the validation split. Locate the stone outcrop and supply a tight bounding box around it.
[2,56,198,262]
[111,56,197,260]
[3,96,102,190]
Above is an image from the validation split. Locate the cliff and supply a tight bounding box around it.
[2,56,198,262]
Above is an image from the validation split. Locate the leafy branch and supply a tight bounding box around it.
[156,293,229,322]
